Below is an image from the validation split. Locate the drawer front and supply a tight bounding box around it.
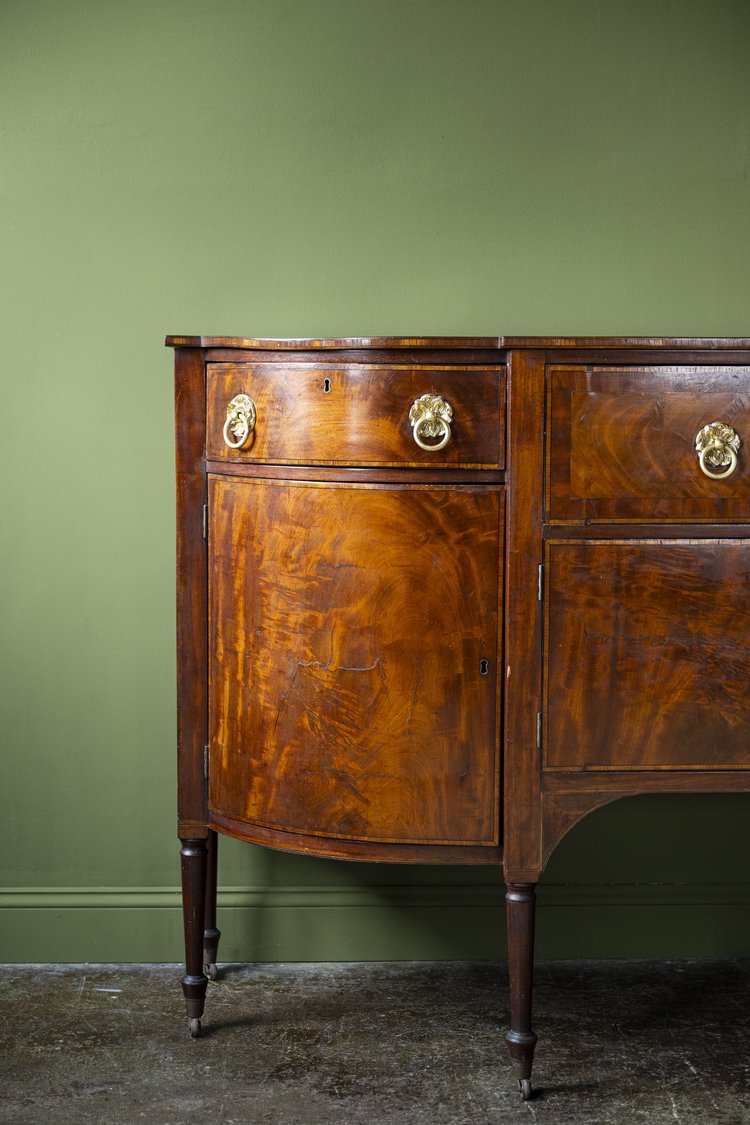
[544,539,750,771]
[547,366,750,522]
[207,363,504,467]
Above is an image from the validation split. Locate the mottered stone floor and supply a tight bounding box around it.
[1,960,748,1123]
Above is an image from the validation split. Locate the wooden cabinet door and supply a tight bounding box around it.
[544,540,750,771]
[208,476,502,845]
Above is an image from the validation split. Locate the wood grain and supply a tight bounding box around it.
[503,348,546,884]
[166,335,750,351]
[544,540,750,770]
[204,460,504,486]
[174,347,208,837]
[208,475,503,845]
[547,366,750,522]
[209,808,502,864]
[544,770,750,794]
[168,335,501,350]
[206,363,504,468]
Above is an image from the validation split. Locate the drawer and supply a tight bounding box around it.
[206,363,504,467]
[547,366,750,522]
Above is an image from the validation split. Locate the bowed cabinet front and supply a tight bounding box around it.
[207,473,503,850]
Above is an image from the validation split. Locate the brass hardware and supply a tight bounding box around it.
[223,394,256,449]
[695,421,740,480]
[409,393,453,451]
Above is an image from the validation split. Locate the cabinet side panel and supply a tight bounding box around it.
[175,347,208,835]
[208,477,502,845]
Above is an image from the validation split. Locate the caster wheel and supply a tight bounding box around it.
[518,1078,532,1101]
[189,1017,202,1038]
[204,962,218,981]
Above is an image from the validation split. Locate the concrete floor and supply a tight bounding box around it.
[0,960,748,1124]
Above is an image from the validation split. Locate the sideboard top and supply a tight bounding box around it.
[166,335,750,351]
[166,336,499,349]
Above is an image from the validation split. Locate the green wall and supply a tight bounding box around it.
[2,0,749,962]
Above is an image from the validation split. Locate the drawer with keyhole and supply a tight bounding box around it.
[206,362,505,467]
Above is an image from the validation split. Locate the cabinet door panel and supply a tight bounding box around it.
[545,540,750,770]
[208,476,502,845]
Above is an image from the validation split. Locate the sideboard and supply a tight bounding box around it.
[169,334,750,1100]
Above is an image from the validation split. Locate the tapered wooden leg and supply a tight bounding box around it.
[203,829,221,980]
[180,837,209,1037]
[506,882,537,1100]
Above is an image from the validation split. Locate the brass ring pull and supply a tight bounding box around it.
[409,393,453,452]
[223,394,257,449]
[695,421,740,480]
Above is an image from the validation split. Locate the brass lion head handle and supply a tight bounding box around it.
[695,421,740,480]
[409,393,453,452]
[223,394,257,450]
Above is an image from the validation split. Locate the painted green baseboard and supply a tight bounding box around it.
[2,883,749,962]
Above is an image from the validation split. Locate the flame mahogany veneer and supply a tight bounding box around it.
[170,335,750,1099]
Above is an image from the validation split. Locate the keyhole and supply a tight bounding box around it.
[323,378,331,393]
[480,658,489,676]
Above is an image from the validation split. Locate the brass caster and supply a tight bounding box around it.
[518,1078,532,1101]
[204,962,218,981]
[189,1017,202,1038]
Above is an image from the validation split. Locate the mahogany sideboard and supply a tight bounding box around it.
[169,334,750,1100]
